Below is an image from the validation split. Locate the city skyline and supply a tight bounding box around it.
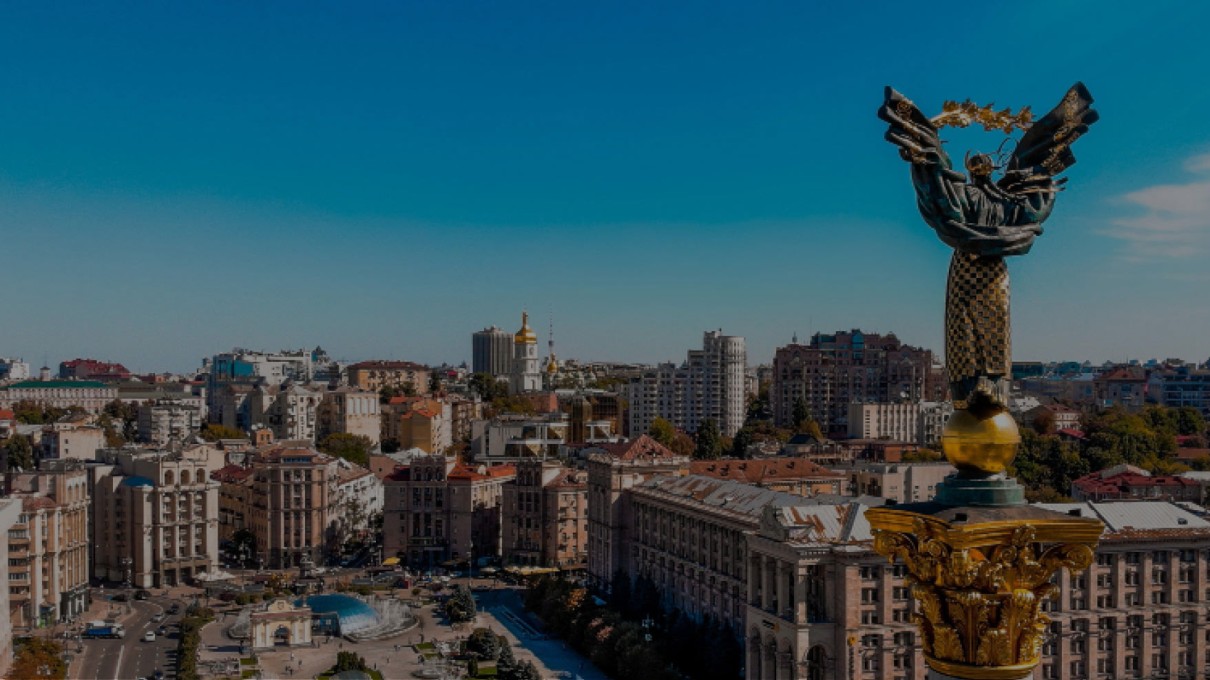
[3,3,1209,372]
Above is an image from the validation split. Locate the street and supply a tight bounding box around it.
[71,596,181,680]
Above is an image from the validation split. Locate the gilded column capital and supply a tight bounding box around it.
[869,514,1100,680]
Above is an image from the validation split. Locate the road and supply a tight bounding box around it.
[72,596,181,680]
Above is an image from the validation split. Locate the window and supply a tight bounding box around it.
[861,611,880,625]
[1151,590,1169,605]
[1125,656,1139,671]
[862,588,879,603]
[1096,553,1114,567]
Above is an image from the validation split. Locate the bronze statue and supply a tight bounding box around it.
[878,84,1098,408]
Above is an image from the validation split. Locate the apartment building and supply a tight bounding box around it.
[383,398,452,454]
[0,499,22,678]
[138,399,202,447]
[5,460,90,631]
[843,462,957,504]
[501,459,588,568]
[92,447,222,587]
[40,420,105,462]
[847,402,921,443]
[317,387,381,445]
[472,326,514,378]
[347,360,430,395]
[771,330,944,436]
[626,330,747,437]
[382,455,516,570]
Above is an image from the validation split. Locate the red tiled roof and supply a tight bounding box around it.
[211,465,254,483]
[447,463,516,482]
[1056,428,1086,439]
[593,434,678,461]
[690,457,843,483]
[1073,470,1199,496]
[0,409,14,420]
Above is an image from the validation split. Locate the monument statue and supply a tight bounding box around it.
[865,85,1104,680]
[878,83,1098,409]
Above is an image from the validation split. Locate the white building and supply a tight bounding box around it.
[138,399,202,447]
[847,402,920,442]
[0,359,30,382]
[510,312,542,394]
[626,330,747,437]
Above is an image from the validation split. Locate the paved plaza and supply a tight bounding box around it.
[194,579,607,680]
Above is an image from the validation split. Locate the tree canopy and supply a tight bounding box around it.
[693,419,723,460]
[317,433,374,466]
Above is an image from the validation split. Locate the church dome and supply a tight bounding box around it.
[514,312,537,344]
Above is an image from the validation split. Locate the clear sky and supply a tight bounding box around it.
[2,1,1208,373]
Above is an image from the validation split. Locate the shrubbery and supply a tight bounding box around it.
[176,605,216,680]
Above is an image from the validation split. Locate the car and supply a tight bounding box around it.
[142,631,156,642]
[152,613,165,622]
[156,626,167,636]
[134,590,151,600]
[112,594,128,602]
[167,604,180,615]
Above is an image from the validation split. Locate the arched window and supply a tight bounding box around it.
[806,646,826,680]
[180,469,191,486]
[164,470,175,486]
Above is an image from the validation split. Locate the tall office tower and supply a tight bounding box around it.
[472,326,514,378]
[626,330,748,437]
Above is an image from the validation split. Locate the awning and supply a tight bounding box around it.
[381,557,400,566]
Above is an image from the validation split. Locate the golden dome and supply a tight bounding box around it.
[514,311,537,344]
[941,407,1020,475]
[546,356,558,374]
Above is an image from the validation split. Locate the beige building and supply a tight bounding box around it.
[0,499,22,678]
[0,380,117,413]
[92,447,222,587]
[317,388,381,445]
[40,421,105,462]
[843,462,957,504]
[382,455,516,570]
[847,402,921,443]
[348,360,430,395]
[5,460,90,632]
[383,398,452,454]
[501,459,588,568]
[585,435,690,590]
[260,384,323,442]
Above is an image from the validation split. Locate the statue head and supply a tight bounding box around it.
[964,151,995,178]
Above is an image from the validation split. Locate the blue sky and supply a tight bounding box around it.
[2,1,1209,372]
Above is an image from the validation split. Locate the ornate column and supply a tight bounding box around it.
[871,83,1104,680]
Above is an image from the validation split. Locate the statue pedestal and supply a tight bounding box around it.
[866,503,1102,680]
[934,474,1025,506]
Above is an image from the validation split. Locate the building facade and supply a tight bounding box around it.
[846,402,921,443]
[138,399,202,447]
[0,380,117,413]
[510,313,541,395]
[347,360,430,395]
[473,326,514,378]
[92,447,222,587]
[501,459,588,568]
[626,330,748,437]
[317,388,381,445]
[6,460,90,632]
[771,330,943,436]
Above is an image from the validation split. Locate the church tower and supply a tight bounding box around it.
[510,311,541,394]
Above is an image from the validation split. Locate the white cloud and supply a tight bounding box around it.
[1105,153,1210,259]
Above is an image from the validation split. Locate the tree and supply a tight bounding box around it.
[505,660,541,680]
[669,431,695,457]
[902,448,944,463]
[497,640,518,676]
[199,423,246,442]
[446,584,477,623]
[2,434,35,471]
[317,433,374,466]
[792,397,809,429]
[334,651,370,673]
[429,371,443,395]
[648,418,676,448]
[1178,406,1207,436]
[380,438,402,454]
[466,627,501,660]
[469,373,509,401]
[693,419,723,460]
[11,638,66,680]
[730,427,754,458]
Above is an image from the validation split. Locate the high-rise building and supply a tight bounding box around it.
[771,330,945,436]
[626,330,747,437]
[510,312,541,395]
[472,326,513,378]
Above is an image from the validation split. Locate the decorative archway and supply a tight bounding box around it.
[274,625,291,646]
[249,599,313,650]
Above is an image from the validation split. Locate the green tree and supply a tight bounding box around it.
[429,371,443,394]
[730,427,754,458]
[2,434,35,471]
[446,584,477,623]
[792,397,809,429]
[693,419,723,460]
[647,417,676,448]
[1178,406,1207,436]
[466,627,501,660]
[497,640,517,676]
[199,423,246,442]
[317,433,374,466]
[380,438,402,454]
[334,651,370,673]
[469,373,509,401]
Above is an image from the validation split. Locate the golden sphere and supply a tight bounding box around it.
[941,408,1020,475]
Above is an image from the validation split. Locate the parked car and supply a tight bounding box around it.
[134,590,151,600]
[168,604,180,615]
[152,613,165,623]
[142,631,156,642]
